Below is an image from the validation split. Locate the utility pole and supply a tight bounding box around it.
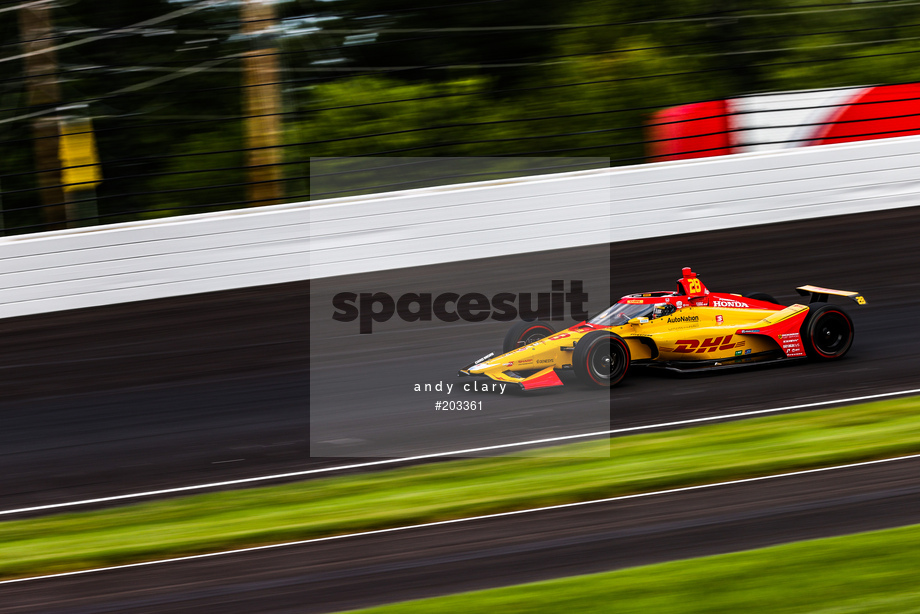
[18,0,67,229]
[241,0,284,207]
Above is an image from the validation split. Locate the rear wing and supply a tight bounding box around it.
[796,285,866,305]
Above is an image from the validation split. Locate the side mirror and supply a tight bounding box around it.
[629,317,649,325]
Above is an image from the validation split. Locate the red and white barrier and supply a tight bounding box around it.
[650,83,920,160]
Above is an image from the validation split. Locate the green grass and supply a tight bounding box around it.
[2,396,920,580]
[336,522,920,614]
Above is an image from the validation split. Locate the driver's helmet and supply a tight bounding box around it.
[651,303,674,319]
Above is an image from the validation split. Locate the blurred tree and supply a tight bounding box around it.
[145,124,245,219]
[762,1,920,89]
[6,0,920,230]
[330,0,570,88]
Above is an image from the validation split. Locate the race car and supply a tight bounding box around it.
[458,267,865,391]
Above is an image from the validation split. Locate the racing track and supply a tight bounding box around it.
[5,455,920,612]
[2,206,920,611]
[1,206,919,511]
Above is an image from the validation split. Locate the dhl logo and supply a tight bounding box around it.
[673,335,738,353]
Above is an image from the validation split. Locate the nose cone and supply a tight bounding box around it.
[472,339,555,372]
[468,360,496,373]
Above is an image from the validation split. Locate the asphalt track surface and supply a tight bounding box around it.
[3,207,919,511]
[5,456,920,612]
[2,206,920,610]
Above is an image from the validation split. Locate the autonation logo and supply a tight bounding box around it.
[333,280,589,334]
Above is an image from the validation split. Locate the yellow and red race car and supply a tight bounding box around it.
[459,267,865,391]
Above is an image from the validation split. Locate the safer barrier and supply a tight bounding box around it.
[1,134,919,318]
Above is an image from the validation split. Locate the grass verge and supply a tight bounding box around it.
[3,395,920,580]
[335,522,920,614]
[338,525,920,614]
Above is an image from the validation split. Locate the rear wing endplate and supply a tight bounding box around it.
[796,285,866,305]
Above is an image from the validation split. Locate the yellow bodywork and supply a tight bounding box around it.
[464,302,809,385]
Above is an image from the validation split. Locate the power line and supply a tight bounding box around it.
[5,28,920,126]
[11,0,920,53]
[6,0,920,231]
[0,0,52,14]
[0,0,230,66]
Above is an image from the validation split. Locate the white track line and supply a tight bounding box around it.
[4,451,920,586]
[3,388,919,518]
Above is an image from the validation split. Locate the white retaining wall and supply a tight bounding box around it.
[1,134,919,318]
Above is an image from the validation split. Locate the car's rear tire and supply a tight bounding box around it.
[801,302,854,360]
[572,331,630,388]
[744,292,780,305]
[502,320,556,353]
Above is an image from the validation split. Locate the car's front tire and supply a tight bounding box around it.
[801,302,854,360]
[502,320,556,354]
[572,331,630,388]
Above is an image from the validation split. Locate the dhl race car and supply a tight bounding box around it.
[459,267,865,391]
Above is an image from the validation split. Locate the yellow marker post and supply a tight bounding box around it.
[58,117,101,226]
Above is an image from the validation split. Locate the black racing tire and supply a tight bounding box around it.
[572,331,630,388]
[744,292,780,305]
[502,320,556,354]
[800,302,854,360]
